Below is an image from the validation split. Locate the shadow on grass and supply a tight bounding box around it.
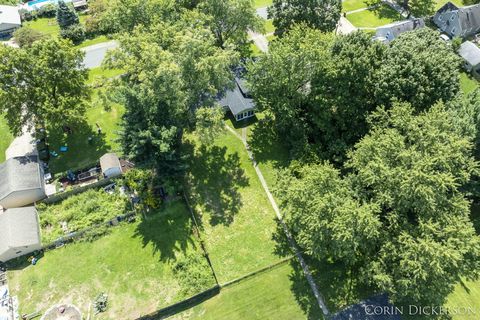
[47,119,111,174]
[133,201,197,263]
[225,112,258,130]
[370,3,403,19]
[184,141,249,227]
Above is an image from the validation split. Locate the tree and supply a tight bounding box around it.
[60,23,86,43]
[199,0,263,49]
[13,26,47,48]
[0,38,89,135]
[56,0,79,30]
[195,106,225,144]
[375,28,461,110]
[268,0,341,36]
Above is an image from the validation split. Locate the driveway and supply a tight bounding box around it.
[81,40,119,69]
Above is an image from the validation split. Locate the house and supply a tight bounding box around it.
[0,156,46,209]
[433,2,480,38]
[0,206,42,263]
[374,18,425,43]
[100,153,123,178]
[0,5,20,37]
[458,41,480,78]
[219,77,255,122]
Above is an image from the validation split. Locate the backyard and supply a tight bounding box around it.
[0,115,13,163]
[346,4,402,28]
[8,200,216,319]
[342,0,370,12]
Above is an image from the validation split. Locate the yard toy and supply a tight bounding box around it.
[60,146,68,152]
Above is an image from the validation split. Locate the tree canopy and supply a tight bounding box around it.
[0,38,89,136]
[56,0,79,29]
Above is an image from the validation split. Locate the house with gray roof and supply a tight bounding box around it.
[458,40,480,78]
[219,77,255,122]
[0,5,20,37]
[375,18,425,43]
[0,156,45,209]
[0,206,42,263]
[433,2,480,39]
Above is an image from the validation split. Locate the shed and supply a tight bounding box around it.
[0,5,20,37]
[219,77,255,121]
[100,153,122,178]
[0,206,42,263]
[0,156,45,209]
[458,41,480,77]
[375,18,425,43]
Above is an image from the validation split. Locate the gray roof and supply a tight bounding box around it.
[0,206,41,254]
[459,41,480,66]
[0,156,43,201]
[100,153,121,171]
[457,4,480,36]
[218,78,255,116]
[332,294,401,320]
[435,2,480,38]
[375,18,425,42]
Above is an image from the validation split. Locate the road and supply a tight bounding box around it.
[81,40,119,69]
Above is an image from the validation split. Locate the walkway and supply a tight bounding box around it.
[337,16,357,34]
[226,125,330,317]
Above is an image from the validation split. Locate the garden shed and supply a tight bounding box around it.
[458,41,480,78]
[0,156,46,209]
[100,153,122,178]
[0,206,42,263]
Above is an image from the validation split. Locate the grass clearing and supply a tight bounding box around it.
[264,19,275,34]
[184,130,282,283]
[254,0,272,8]
[445,278,480,320]
[8,200,216,319]
[460,72,479,94]
[346,4,402,28]
[0,115,14,163]
[87,67,124,84]
[342,0,369,12]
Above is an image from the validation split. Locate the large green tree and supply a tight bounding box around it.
[199,0,263,50]
[280,102,480,305]
[0,38,89,135]
[268,0,341,36]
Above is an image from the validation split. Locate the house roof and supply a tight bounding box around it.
[218,77,255,116]
[459,41,480,66]
[100,153,121,171]
[5,131,38,160]
[0,5,21,26]
[376,18,425,40]
[0,206,41,255]
[331,294,401,320]
[0,156,43,201]
[436,2,480,36]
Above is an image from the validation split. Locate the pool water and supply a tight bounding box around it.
[28,0,72,7]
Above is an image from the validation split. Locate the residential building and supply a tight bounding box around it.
[374,18,425,43]
[100,153,123,178]
[219,77,255,122]
[0,5,20,37]
[433,2,480,38]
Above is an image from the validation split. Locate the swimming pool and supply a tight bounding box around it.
[27,0,72,7]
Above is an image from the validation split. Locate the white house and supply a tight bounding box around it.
[458,41,480,78]
[0,156,46,209]
[100,153,123,178]
[0,5,20,37]
[0,206,42,263]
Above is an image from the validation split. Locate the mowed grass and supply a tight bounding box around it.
[264,19,275,34]
[254,0,272,8]
[184,131,282,283]
[173,262,321,320]
[0,115,14,163]
[342,0,369,12]
[445,278,480,320]
[460,72,479,94]
[8,201,216,319]
[346,4,402,28]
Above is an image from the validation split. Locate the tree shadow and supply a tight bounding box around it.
[47,119,111,174]
[184,141,249,227]
[132,200,197,263]
[370,3,403,20]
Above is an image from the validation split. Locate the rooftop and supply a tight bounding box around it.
[459,41,480,66]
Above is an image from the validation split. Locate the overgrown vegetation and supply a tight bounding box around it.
[173,252,215,295]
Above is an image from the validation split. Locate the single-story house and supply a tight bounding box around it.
[433,2,480,39]
[374,18,425,43]
[0,5,20,37]
[459,41,480,78]
[5,131,38,160]
[219,77,255,122]
[0,156,46,209]
[0,206,42,263]
[100,153,123,178]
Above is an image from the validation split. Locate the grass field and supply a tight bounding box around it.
[173,261,322,320]
[0,115,14,163]
[346,4,402,28]
[342,0,369,12]
[460,72,479,94]
[185,131,283,283]
[254,0,272,8]
[8,201,216,319]
[445,278,480,320]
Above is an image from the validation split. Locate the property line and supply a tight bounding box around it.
[225,125,330,317]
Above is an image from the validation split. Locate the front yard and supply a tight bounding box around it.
[8,200,216,319]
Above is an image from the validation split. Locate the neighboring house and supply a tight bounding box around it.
[100,153,123,178]
[0,206,42,263]
[433,2,480,39]
[458,41,480,78]
[374,18,425,43]
[0,156,46,209]
[219,77,255,122]
[5,131,38,160]
[0,5,20,37]
[72,0,88,9]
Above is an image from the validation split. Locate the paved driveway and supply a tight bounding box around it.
[81,41,119,69]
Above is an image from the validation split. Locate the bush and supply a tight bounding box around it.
[173,252,214,296]
[13,26,46,47]
[60,23,86,44]
[38,3,57,18]
[19,8,38,21]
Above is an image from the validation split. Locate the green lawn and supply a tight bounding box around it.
[346,4,402,28]
[254,0,272,8]
[0,115,14,163]
[174,262,322,320]
[445,278,480,320]
[460,72,479,94]
[264,19,275,34]
[184,130,283,283]
[87,67,124,84]
[8,201,216,319]
[342,0,369,12]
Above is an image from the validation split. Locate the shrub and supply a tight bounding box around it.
[60,23,86,44]
[173,252,214,296]
[38,3,57,18]
[19,8,38,21]
[13,26,46,47]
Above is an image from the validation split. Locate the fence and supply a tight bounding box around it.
[40,177,116,204]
